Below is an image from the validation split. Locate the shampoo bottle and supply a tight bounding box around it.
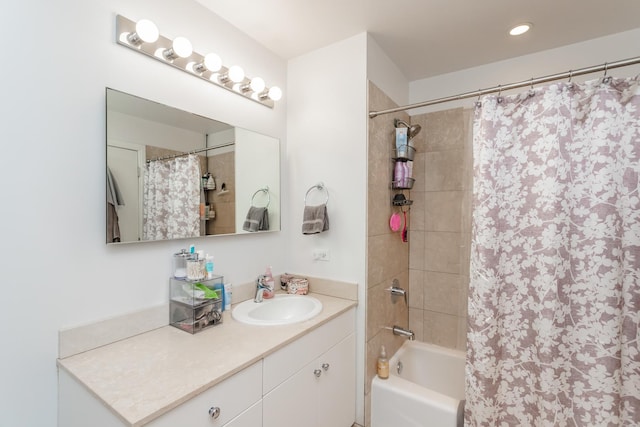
[377,345,389,379]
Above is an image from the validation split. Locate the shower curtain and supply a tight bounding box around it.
[143,154,201,240]
[467,75,640,426]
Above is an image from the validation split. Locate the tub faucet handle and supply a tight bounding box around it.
[386,279,408,304]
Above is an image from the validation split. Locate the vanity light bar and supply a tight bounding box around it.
[115,15,281,108]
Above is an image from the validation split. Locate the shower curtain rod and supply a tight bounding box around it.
[368,55,640,118]
[147,142,234,162]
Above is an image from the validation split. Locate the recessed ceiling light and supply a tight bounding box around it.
[509,23,532,36]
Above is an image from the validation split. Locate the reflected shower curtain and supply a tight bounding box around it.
[143,154,201,240]
[467,75,640,425]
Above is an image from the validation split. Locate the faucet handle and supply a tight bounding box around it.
[385,279,408,305]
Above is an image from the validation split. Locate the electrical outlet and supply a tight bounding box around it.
[313,250,331,261]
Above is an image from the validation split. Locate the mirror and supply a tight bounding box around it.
[106,88,280,244]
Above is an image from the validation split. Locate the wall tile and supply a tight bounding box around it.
[366,273,409,342]
[425,191,463,232]
[425,231,461,274]
[424,108,465,152]
[409,308,424,342]
[424,149,465,191]
[424,271,460,315]
[367,233,409,286]
[408,191,425,232]
[408,269,424,309]
[423,310,459,348]
[408,230,425,270]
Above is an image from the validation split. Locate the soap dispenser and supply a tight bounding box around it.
[377,345,389,379]
[263,266,275,299]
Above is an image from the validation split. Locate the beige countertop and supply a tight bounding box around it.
[57,292,356,426]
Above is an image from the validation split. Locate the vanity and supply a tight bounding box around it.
[58,289,356,427]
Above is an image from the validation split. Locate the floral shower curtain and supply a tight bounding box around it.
[143,154,201,240]
[467,75,640,426]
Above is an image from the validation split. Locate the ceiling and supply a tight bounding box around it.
[195,0,640,81]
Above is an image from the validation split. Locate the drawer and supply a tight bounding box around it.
[148,360,262,427]
[225,400,262,427]
[263,308,355,394]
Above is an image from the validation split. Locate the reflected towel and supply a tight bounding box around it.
[302,204,329,235]
[243,206,269,232]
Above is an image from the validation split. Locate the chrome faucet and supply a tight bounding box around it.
[392,325,415,341]
[254,275,268,303]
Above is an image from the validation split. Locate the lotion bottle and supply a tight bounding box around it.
[377,345,389,379]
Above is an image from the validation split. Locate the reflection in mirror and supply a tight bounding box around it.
[106,88,280,244]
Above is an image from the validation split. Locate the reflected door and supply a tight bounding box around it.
[107,141,144,242]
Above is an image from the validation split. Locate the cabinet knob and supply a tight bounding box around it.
[322,363,330,371]
[313,369,322,378]
[209,406,221,419]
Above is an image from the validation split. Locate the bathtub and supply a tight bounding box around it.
[371,341,465,427]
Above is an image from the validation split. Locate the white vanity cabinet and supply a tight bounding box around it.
[58,300,357,427]
[262,308,356,427]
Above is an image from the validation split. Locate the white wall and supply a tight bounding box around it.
[367,34,410,107]
[0,0,286,425]
[409,28,640,114]
[286,32,369,425]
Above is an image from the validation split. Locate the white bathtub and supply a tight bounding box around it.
[371,341,465,427]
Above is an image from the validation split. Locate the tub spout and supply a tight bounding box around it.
[392,325,415,340]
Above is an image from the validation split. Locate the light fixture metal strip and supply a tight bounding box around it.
[368,55,640,118]
[116,15,275,108]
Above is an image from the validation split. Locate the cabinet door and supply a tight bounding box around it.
[262,359,318,427]
[317,333,356,427]
[225,400,262,427]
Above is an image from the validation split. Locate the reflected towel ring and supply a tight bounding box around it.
[251,187,270,208]
[304,182,329,206]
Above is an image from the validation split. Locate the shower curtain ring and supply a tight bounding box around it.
[528,78,535,97]
[602,62,612,84]
[567,70,573,83]
[497,85,503,103]
[475,89,482,107]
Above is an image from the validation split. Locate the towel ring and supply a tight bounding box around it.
[304,182,329,206]
[250,187,270,208]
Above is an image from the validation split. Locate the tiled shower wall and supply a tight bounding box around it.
[408,107,473,350]
[365,81,410,427]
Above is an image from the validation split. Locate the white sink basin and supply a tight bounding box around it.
[232,294,323,326]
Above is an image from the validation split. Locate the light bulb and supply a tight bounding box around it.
[268,86,283,101]
[228,65,245,83]
[172,37,193,58]
[509,23,532,36]
[126,19,159,45]
[249,77,266,93]
[203,53,222,72]
[136,19,159,43]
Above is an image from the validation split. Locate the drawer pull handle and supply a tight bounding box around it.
[209,406,221,419]
[322,363,330,371]
[314,369,322,378]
